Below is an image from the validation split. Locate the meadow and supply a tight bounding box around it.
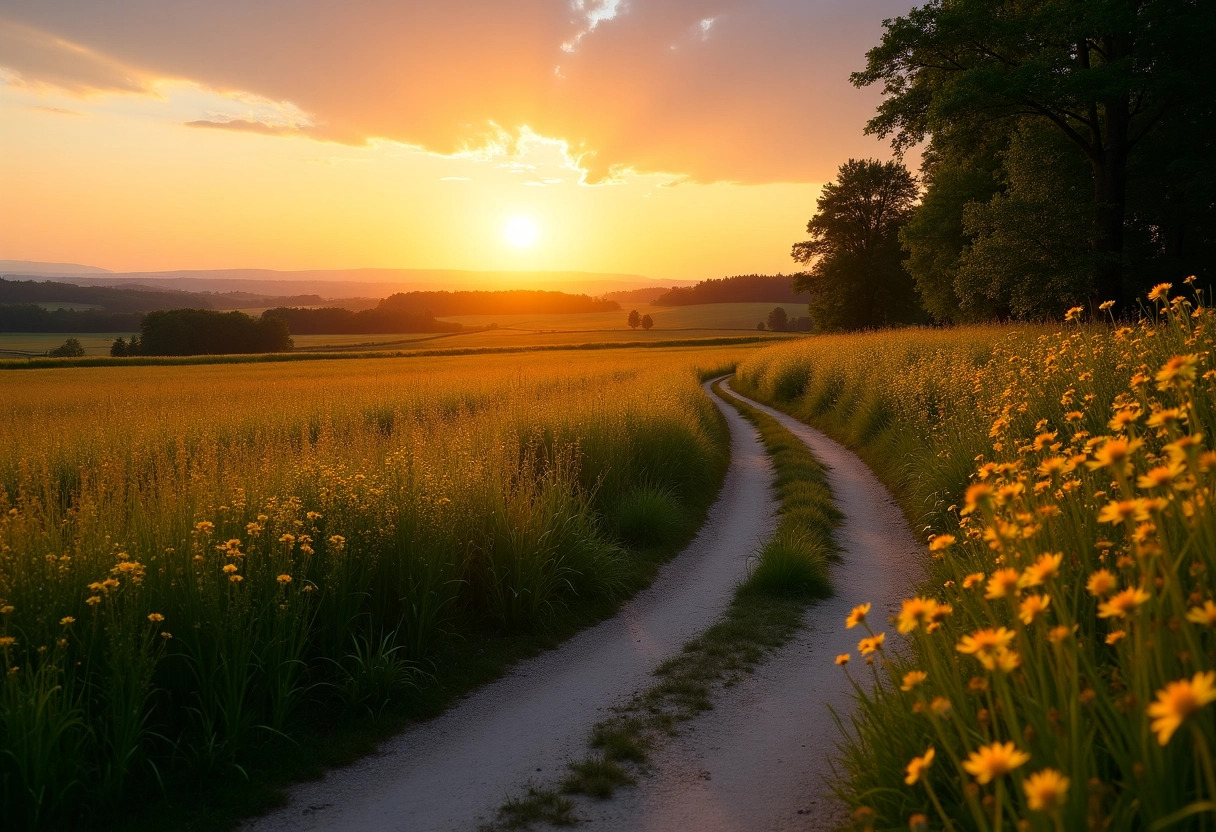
[0,343,753,829]
[735,285,1216,829]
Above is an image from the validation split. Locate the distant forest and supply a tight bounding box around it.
[0,277,326,314]
[652,275,808,306]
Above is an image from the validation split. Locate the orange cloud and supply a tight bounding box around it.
[0,1,908,184]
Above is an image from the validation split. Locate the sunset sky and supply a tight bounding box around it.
[0,1,909,282]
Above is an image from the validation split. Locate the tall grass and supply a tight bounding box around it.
[0,346,742,828]
[737,286,1216,830]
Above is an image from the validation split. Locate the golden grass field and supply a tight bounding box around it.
[0,342,761,829]
[735,285,1216,829]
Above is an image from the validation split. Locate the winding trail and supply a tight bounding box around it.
[583,380,925,831]
[244,378,779,832]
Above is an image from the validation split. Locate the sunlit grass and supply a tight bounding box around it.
[737,285,1216,829]
[0,346,747,829]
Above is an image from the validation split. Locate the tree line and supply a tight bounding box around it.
[792,0,1215,331]
[652,275,808,306]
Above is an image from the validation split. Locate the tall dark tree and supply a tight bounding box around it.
[791,159,923,331]
[627,309,641,329]
[852,0,1216,309]
[766,306,789,332]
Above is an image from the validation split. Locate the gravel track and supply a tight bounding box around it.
[243,378,779,832]
[583,381,925,831]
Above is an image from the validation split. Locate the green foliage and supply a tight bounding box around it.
[956,125,1096,319]
[792,159,924,331]
[627,309,641,329]
[640,314,653,330]
[613,484,688,548]
[900,142,1004,323]
[853,0,1216,307]
[47,338,85,358]
[139,309,292,356]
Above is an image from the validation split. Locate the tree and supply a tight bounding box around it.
[640,314,654,330]
[766,306,789,332]
[139,309,292,356]
[791,159,924,331]
[49,338,85,358]
[956,124,1096,319]
[110,337,128,357]
[757,321,766,331]
[627,309,641,329]
[852,0,1216,309]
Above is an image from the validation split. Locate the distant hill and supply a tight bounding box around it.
[0,260,111,275]
[653,274,808,306]
[0,277,327,315]
[48,268,687,299]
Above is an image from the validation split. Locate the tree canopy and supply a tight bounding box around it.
[852,0,1216,309]
[792,159,925,331]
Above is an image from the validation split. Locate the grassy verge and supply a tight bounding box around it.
[734,290,1216,829]
[490,378,842,829]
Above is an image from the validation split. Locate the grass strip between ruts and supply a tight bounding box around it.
[491,378,843,829]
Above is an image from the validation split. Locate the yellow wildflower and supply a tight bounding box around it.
[1185,600,1216,626]
[1018,594,1051,625]
[962,742,1030,784]
[1098,586,1151,619]
[858,633,886,655]
[1024,768,1070,812]
[1105,630,1127,645]
[59,616,75,626]
[835,654,850,666]
[147,613,164,623]
[928,534,955,553]
[904,747,935,785]
[1156,354,1199,390]
[963,572,986,589]
[1147,671,1216,745]
[901,670,928,691]
[978,647,1021,673]
[1020,552,1062,588]
[1148,282,1172,302]
[277,574,292,584]
[956,627,1016,657]
[985,568,1020,599]
[845,603,871,629]
[1086,569,1118,596]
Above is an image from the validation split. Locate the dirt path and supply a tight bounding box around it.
[585,381,925,831]
[243,378,779,832]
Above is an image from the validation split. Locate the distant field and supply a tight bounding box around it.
[0,332,135,355]
[0,303,810,357]
[439,301,807,332]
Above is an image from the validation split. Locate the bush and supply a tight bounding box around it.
[48,338,85,358]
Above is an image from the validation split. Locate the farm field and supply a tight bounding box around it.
[435,301,809,333]
[0,303,807,358]
[734,287,1216,828]
[0,342,762,829]
[0,332,137,355]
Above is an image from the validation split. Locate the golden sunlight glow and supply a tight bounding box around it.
[503,216,539,249]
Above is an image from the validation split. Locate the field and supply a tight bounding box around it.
[0,343,761,829]
[0,332,137,356]
[735,286,1216,828]
[0,302,806,357]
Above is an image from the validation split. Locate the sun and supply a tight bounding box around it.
[503,216,539,248]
